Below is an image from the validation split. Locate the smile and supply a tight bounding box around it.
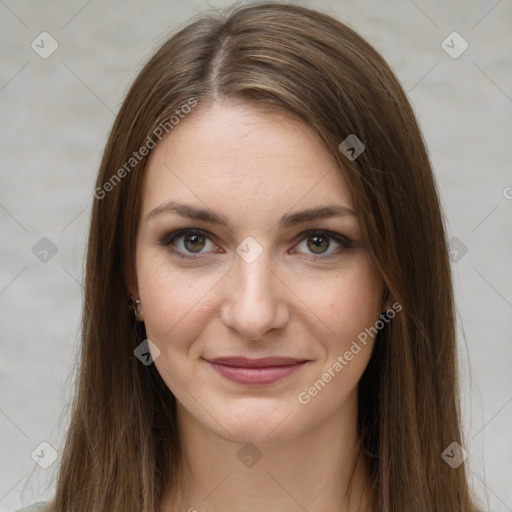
[203,357,308,385]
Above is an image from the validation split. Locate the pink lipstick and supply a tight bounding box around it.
[204,357,307,385]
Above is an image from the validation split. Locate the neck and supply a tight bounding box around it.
[162,392,372,512]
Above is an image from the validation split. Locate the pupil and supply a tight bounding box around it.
[308,235,329,254]
[185,234,205,252]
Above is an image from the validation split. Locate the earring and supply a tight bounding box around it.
[127,295,144,322]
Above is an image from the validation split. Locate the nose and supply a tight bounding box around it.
[220,252,290,341]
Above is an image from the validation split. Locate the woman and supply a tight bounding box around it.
[17,2,480,511]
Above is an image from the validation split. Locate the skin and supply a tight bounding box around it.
[129,101,384,512]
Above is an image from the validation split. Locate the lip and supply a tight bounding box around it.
[204,357,308,385]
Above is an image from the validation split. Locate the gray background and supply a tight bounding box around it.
[1,0,511,511]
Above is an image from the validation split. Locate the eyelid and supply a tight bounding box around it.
[159,227,217,247]
[159,227,353,258]
[291,228,353,249]
[159,227,221,260]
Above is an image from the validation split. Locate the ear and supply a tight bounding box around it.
[124,252,139,298]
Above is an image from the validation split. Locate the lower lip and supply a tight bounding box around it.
[205,361,307,385]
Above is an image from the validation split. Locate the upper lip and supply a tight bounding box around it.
[205,357,308,368]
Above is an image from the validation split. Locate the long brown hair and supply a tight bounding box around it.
[49,3,479,511]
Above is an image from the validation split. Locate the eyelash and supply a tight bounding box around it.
[159,228,354,260]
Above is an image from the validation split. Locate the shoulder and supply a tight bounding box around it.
[13,502,49,512]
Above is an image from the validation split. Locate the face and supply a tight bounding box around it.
[131,101,384,447]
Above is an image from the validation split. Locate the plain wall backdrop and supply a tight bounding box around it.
[1,0,511,511]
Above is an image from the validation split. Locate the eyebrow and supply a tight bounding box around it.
[145,200,357,228]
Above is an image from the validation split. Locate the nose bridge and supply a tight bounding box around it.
[221,247,288,339]
[233,250,277,308]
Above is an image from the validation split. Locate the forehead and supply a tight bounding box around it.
[141,101,355,222]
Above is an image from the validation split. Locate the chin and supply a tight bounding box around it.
[208,403,309,447]
[215,423,299,447]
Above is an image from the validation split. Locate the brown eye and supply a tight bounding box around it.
[184,233,206,252]
[307,235,330,254]
[160,229,217,257]
[294,229,353,257]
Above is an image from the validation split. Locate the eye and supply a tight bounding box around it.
[293,229,353,256]
[160,227,353,260]
[160,228,219,257]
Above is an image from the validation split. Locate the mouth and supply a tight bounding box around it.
[203,357,309,385]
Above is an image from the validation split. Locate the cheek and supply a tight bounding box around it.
[135,250,222,347]
[293,255,383,393]
[336,266,383,341]
[292,255,384,344]
[294,270,383,415]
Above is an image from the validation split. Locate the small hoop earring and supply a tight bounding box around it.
[127,295,144,322]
